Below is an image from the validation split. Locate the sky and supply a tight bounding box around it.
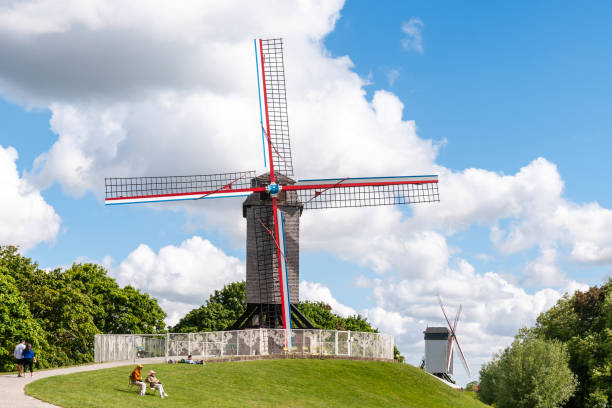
[1,0,611,386]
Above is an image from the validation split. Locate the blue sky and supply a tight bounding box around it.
[1,1,611,385]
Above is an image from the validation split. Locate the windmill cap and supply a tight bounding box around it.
[424,327,451,340]
[424,327,450,333]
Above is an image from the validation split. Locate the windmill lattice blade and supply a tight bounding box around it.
[437,294,454,330]
[252,206,281,305]
[453,304,462,333]
[105,171,258,204]
[453,336,471,377]
[446,336,454,372]
[259,38,293,177]
[286,176,439,210]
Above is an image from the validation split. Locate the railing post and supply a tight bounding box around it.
[188,333,192,356]
[320,330,322,356]
[334,331,338,356]
[348,331,352,357]
[132,334,136,362]
[165,333,169,360]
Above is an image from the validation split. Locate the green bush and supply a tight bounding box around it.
[479,336,576,408]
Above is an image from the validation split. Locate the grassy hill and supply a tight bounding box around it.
[26,359,489,408]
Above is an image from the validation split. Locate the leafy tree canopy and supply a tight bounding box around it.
[480,278,611,408]
[0,245,166,371]
[171,281,246,332]
[532,278,612,408]
[479,335,577,408]
[171,281,378,334]
[0,271,49,371]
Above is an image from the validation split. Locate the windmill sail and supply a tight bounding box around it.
[256,38,293,177]
[276,208,293,338]
[105,171,259,205]
[437,294,471,377]
[285,175,439,209]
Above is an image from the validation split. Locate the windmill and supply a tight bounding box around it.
[105,38,440,338]
[423,294,470,381]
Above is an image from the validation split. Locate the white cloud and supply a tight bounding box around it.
[401,18,424,54]
[0,145,61,251]
[361,258,587,379]
[0,0,345,104]
[363,306,413,336]
[385,68,400,87]
[523,247,566,287]
[300,280,357,317]
[112,236,244,325]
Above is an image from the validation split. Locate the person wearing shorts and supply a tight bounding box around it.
[13,339,25,377]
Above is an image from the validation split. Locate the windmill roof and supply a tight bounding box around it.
[424,327,450,334]
[424,326,451,340]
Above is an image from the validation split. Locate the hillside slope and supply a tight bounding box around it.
[26,359,488,407]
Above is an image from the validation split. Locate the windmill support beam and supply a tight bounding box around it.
[227,303,315,330]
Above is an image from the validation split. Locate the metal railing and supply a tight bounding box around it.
[94,329,394,362]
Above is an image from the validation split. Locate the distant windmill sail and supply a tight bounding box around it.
[437,294,471,377]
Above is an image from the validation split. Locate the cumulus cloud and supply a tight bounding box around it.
[0,145,61,251]
[112,236,244,325]
[351,259,588,382]
[300,280,357,317]
[401,18,424,54]
[0,0,344,104]
[523,247,566,287]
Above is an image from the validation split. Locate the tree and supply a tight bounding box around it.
[0,271,49,371]
[297,301,377,332]
[0,246,167,370]
[393,345,405,363]
[478,336,577,408]
[63,263,166,334]
[465,381,478,392]
[172,282,379,334]
[171,281,246,332]
[533,278,612,407]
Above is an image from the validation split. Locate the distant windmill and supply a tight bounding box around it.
[423,294,470,381]
[104,38,440,339]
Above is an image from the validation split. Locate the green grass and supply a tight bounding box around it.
[26,359,489,408]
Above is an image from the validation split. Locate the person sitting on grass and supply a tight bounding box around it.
[186,355,195,364]
[130,364,146,396]
[146,370,169,399]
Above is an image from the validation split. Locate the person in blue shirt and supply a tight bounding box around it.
[22,343,36,377]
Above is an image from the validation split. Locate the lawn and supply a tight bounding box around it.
[26,359,489,408]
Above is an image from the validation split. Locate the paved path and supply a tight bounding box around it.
[0,358,164,408]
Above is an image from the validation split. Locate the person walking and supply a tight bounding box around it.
[13,339,25,377]
[130,364,147,396]
[146,370,168,399]
[22,343,36,377]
